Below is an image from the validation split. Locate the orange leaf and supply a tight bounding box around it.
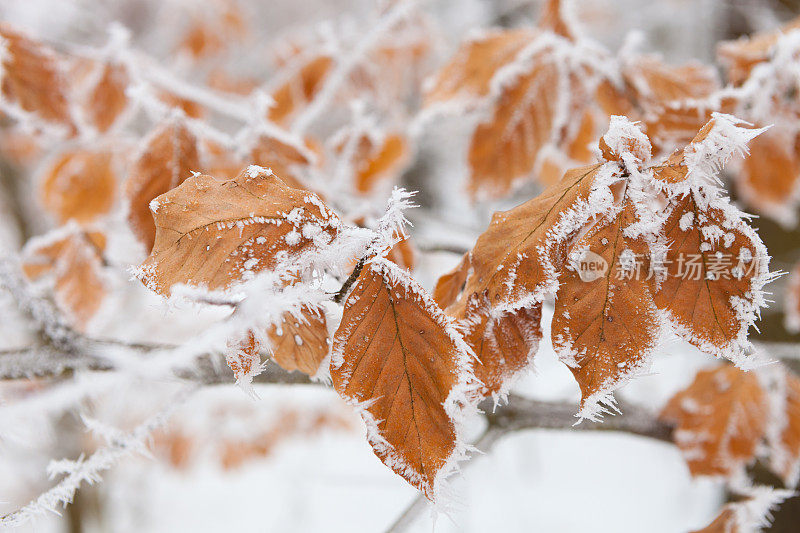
[268,55,333,125]
[423,29,535,106]
[353,133,409,194]
[248,132,316,190]
[734,127,800,228]
[461,294,542,398]
[433,253,471,309]
[40,149,117,224]
[718,16,800,86]
[126,118,200,252]
[268,306,330,376]
[84,62,129,133]
[136,166,340,295]
[330,258,476,499]
[537,0,576,40]
[22,228,108,330]
[225,330,263,387]
[384,235,416,272]
[452,163,603,318]
[0,24,76,133]
[766,370,800,486]
[551,203,659,417]
[661,365,768,476]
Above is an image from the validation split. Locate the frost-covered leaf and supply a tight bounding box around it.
[21,227,108,330]
[40,149,117,224]
[384,235,416,272]
[125,117,200,252]
[336,131,410,194]
[268,54,332,125]
[650,117,771,364]
[268,306,330,376]
[734,127,800,229]
[0,23,76,133]
[225,330,263,390]
[622,55,720,150]
[136,165,340,295]
[423,28,535,107]
[460,294,542,399]
[248,131,317,190]
[690,486,793,533]
[80,61,130,134]
[660,365,768,477]
[330,258,476,500]
[453,163,605,317]
[552,203,659,419]
[717,16,800,86]
[765,369,800,487]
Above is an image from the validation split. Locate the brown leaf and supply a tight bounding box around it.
[268,306,330,376]
[40,149,117,224]
[352,133,409,194]
[83,62,129,133]
[225,330,262,386]
[159,90,206,119]
[268,55,333,125]
[461,294,542,398]
[136,166,340,295]
[433,253,471,309]
[330,258,475,499]
[718,16,800,86]
[651,193,768,359]
[452,164,602,317]
[0,24,76,133]
[22,229,108,330]
[551,203,659,416]
[767,370,800,486]
[660,365,768,476]
[735,127,800,227]
[423,28,535,106]
[125,118,200,252]
[537,0,576,40]
[248,132,315,190]
[384,236,416,272]
[690,508,737,533]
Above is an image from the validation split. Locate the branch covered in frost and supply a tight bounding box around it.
[0,390,190,528]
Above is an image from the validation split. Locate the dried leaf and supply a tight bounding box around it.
[690,487,792,533]
[353,133,409,194]
[0,24,76,133]
[40,149,117,224]
[452,163,603,317]
[126,118,201,252]
[268,306,330,376]
[734,127,800,228]
[767,370,800,486]
[330,258,476,499]
[82,62,129,133]
[22,228,107,330]
[136,166,340,295]
[225,330,263,387]
[718,16,800,86]
[537,0,576,40]
[268,55,333,125]
[433,253,471,309]
[551,203,659,415]
[248,132,315,190]
[461,294,542,398]
[423,29,535,106]
[384,235,416,272]
[661,365,768,476]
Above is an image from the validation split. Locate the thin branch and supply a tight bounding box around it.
[333,255,367,304]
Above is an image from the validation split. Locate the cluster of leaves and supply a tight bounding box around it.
[3,0,800,525]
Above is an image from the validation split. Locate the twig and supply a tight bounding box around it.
[333,255,367,304]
